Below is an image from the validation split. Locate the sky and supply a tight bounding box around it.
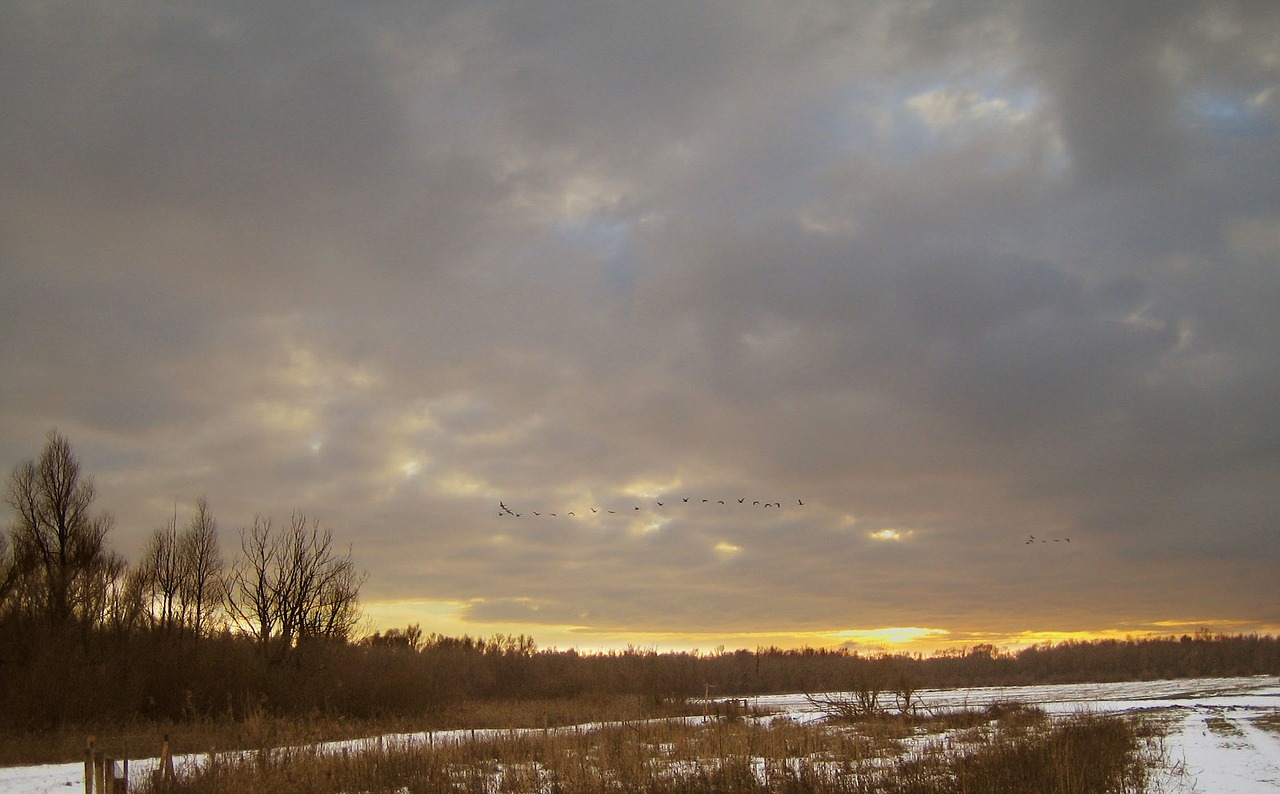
[2,1,1279,655]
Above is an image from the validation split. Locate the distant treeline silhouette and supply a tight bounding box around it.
[3,624,1276,729]
[355,629,1280,704]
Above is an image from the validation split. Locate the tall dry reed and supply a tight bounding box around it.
[136,706,1164,793]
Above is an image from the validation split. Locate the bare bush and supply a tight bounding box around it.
[892,671,923,716]
[805,678,885,720]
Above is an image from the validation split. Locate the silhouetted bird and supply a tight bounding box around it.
[634,506,641,510]
[738,498,745,503]
[718,500,725,505]
[683,497,689,502]
[798,499,804,506]
[567,512,575,516]
[656,502,664,506]
[591,507,597,513]
[753,501,760,506]
[702,499,709,503]
[533,512,541,516]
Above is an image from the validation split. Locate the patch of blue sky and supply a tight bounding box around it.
[826,75,1043,164]
[554,216,628,258]
[1181,90,1278,137]
[825,81,928,161]
[554,216,644,296]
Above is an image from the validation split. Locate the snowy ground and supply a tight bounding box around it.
[3,675,1277,793]
[756,676,1280,792]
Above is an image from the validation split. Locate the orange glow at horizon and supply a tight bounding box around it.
[362,600,1278,656]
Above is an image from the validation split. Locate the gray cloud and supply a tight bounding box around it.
[2,0,1278,649]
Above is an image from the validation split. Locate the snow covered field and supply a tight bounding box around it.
[3,675,1277,793]
[756,676,1280,792]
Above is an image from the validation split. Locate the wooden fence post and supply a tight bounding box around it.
[84,737,95,794]
[161,733,174,781]
[94,748,105,794]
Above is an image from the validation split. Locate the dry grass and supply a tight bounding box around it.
[0,694,686,767]
[1253,711,1280,738]
[132,705,1161,793]
[1203,712,1246,738]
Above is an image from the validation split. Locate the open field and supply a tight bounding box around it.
[3,675,1277,793]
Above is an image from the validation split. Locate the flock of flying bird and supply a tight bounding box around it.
[1027,534,1070,544]
[496,497,805,518]
[494,502,1071,546]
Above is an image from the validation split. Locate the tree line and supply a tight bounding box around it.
[2,432,1277,731]
[0,431,364,726]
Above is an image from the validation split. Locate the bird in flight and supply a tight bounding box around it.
[738,498,745,503]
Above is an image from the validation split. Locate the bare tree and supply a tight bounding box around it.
[4,430,114,630]
[0,531,16,617]
[138,498,226,641]
[225,515,277,651]
[224,512,364,660]
[179,497,223,639]
[138,510,184,635]
[76,550,130,637]
[104,558,148,636]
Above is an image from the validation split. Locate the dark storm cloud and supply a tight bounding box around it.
[2,0,1278,646]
